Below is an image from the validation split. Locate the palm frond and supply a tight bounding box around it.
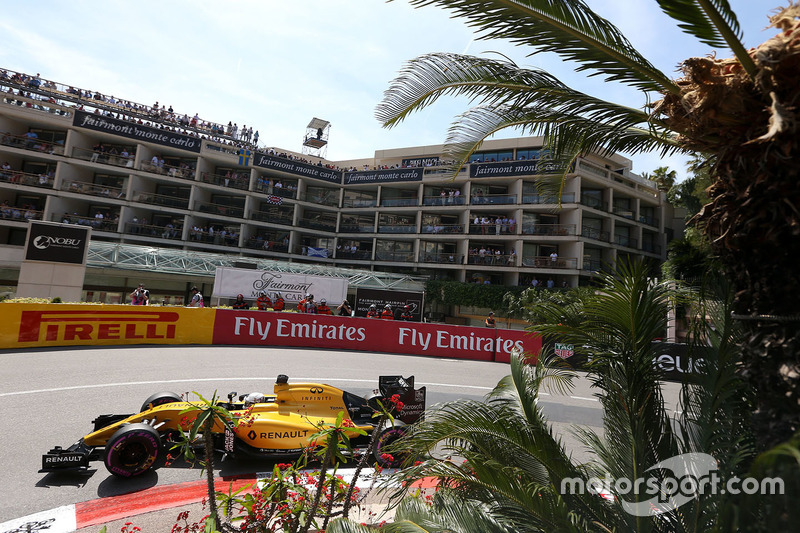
[376,53,652,129]
[438,103,684,181]
[401,0,677,93]
[655,0,757,78]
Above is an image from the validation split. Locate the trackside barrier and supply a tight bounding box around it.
[0,304,541,362]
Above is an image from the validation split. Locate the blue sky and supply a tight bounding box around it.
[1,0,777,180]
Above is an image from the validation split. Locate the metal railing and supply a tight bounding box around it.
[0,131,65,155]
[298,191,339,207]
[201,171,249,190]
[0,169,54,188]
[521,256,578,269]
[61,179,124,199]
[133,191,189,209]
[250,208,294,225]
[2,206,42,221]
[341,196,377,208]
[580,194,607,211]
[420,223,464,234]
[469,193,517,205]
[380,198,417,207]
[187,228,241,246]
[196,201,245,219]
[422,195,466,206]
[254,183,297,199]
[520,224,575,236]
[469,222,518,235]
[419,253,464,264]
[522,192,575,204]
[335,249,372,260]
[296,217,336,232]
[339,223,375,233]
[378,223,416,234]
[467,253,518,266]
[55,213,118,231]
[71,146,135,169]
[614,235,638,248]
[374,250,415,262]
[581,226,610,242]
[123,222,182,240]
[612,205,635,219]
[245,238,289,253]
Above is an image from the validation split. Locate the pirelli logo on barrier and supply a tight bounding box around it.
[18,310,180,343]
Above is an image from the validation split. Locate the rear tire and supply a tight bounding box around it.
[373,421,408,468]
[104,423,161,477]
[140,392,181,412]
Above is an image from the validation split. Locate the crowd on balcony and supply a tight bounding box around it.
[468,246,516,266]
[188,224,239,245]
[472,216,517,235]
[1,200,41,221]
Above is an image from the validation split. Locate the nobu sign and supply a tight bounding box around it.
[25,222,89,264]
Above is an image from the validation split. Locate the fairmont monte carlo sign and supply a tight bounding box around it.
[72,111,203,153]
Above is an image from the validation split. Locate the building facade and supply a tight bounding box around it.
[0,69,679,304]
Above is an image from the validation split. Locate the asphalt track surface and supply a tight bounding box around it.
[0,344,674,525]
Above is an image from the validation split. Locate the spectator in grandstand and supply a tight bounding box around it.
[188,286,204,308]
[272,292,285,311]
[257,292,272,310]
[399,305,414,321]
[316,299,332,315]
[336,300,352,316]
[232,294,249,309]
[130,283,150,306]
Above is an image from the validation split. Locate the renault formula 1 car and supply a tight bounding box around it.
[41,374,426,478]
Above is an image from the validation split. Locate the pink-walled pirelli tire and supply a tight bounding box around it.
[373,420,408,468]
[140,391,182,413]
[104,423,161,477]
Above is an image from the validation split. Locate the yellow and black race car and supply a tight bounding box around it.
[41,374,425,477]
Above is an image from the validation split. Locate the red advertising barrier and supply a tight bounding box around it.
[212,310,541,362]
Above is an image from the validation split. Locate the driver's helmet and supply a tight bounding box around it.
[244,392,267,407]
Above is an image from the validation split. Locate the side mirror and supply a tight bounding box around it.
[228,391,238,402]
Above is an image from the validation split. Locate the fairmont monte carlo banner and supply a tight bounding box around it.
[72,111,203,153]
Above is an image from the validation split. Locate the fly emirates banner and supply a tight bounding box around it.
[212,310,540,362]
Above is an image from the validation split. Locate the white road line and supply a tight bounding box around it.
[0,377,495,398]
[569,395,599,402]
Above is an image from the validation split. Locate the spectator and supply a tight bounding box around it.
[399,305,414,321]
[232,294,249,309]
[188,286,204,307]
[317,299,332,315]
[257,291,272,310]
[550,251,559,264]
[130,283,149,305]
[337,300,352,316]
[485,311,496,328]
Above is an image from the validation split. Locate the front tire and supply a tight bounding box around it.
[104,423,161,477]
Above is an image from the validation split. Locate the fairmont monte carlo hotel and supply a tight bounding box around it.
[0,69,683,305]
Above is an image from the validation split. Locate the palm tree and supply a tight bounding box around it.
[327,262,762,531]
[375,0,799,450]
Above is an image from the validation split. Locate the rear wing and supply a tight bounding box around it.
[378,375,426,424]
